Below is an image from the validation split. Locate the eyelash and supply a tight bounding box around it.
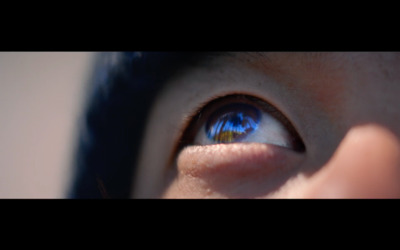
[173,94,305,158]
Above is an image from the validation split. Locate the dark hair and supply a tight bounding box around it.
[69,52,207,198]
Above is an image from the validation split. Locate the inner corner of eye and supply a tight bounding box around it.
[179,94,306,152]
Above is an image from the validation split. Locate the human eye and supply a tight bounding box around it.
[178,94,305,152]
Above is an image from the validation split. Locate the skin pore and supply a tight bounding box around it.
[132,52,400,198]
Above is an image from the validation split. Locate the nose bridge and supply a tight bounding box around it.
[302,124,400,198]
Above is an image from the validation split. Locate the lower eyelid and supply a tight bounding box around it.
[175,143,305,198]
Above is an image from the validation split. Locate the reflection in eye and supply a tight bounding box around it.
[186,95,305,152]
[205,103,261,143]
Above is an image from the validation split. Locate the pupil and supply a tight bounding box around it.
[206,103,261,143]
[230,114,243,126]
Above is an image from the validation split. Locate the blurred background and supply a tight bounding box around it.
[0,52,96,198]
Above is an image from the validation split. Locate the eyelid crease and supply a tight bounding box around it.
[167,93,306,170]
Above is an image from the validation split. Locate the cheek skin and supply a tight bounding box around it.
[162,143,305,198]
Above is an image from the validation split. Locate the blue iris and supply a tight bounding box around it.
[205,103,261,143]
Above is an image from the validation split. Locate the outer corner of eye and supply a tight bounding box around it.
[183,95,306,152]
